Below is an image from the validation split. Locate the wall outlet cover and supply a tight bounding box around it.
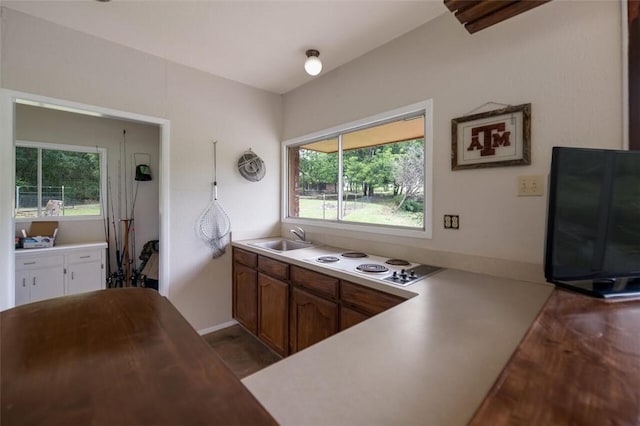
[444,214,459,229]
[518,175,544,197]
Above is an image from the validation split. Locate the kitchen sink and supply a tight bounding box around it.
[250,239,315,252]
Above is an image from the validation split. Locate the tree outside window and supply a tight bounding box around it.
[287,112,426,230]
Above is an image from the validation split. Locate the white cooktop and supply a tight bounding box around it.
[303,251,442,287]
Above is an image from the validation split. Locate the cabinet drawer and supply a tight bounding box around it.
[258,256,289,280]
[290,266,339,299]
[341,280,405,316]
[16,255,63,269]
[233,248,257,268]
[67,250,102,264]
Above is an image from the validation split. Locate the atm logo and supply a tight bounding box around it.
[466,122,511,157]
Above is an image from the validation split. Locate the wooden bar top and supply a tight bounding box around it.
[1,288,276,426]
[470,288,640,425]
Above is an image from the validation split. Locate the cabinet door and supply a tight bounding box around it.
[258,273,288,356]
[340,306,370,331]
[68,261,103,295]
[30,266,65,303]
[233,262,258,334]
[290,287,338,354]
[15,270,30,306]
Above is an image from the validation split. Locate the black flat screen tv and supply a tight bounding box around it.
[545,147,640,298]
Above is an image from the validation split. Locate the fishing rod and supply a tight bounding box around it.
[128,152,152,286]
[108,176,123,287]
[129,179,140,286]
[103,168,112,286]
[119,129,133,287]
[98,145,110,280]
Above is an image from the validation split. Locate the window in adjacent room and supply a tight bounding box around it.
[15,141,106,220]
[284,100,432,237]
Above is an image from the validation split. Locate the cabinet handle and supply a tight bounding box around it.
[22,278,26,287]
[23,261,36,265]
[79,255,91,259]
[71,272,75,280]
[32,277,36,286]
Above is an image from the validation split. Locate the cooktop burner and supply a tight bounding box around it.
[342,251,368,258]
[385,258,411,266]
[356,263,389,273]
[317,256,340,263]
[303,252,443,288]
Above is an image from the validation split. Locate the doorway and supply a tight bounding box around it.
[0,89,171,310]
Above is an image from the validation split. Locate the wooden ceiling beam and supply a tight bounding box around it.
[456,1,514,25]
[465,0,551,33]
[444,0,552,34]
[444,0,479,14]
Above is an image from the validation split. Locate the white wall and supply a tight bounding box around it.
[1,8,282,330]
[15,104,160,276]
[281,1,623,283]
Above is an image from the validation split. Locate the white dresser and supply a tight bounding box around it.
[15,242,108,306]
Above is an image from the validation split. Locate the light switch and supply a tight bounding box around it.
[518,175,544,197]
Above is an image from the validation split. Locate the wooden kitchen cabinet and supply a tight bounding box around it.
[290,265,339,299]
[290,287,339,354]
[340,280,405,316]
[258,273,289,356]
[340,306,370,331]
[234,247,257,268]
[339,280,405,331]
[233,261,258,335]
[233,247,290,347]
[233,245,408,356]
[258,256,289,281]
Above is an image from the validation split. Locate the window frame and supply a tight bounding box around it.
[282,100,433,239]
[15,140,107,222]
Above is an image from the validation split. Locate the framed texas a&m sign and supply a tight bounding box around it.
[451,103,531,170]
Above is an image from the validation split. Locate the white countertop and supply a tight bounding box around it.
[235,238,554,425]
[15,241,108,256]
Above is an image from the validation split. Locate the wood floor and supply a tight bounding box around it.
[203,324,281,379]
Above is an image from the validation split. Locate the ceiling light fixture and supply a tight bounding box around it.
[304,49,322,76]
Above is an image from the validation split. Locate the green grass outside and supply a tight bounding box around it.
[16,203,101,219]
[298,196,423,228]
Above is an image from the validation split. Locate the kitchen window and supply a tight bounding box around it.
[15,141,106,220]
[283,100,433,238]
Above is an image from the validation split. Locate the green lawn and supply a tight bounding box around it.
[298,197,423,228]
[16,203,101,218]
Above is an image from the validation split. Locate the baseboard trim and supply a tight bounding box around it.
[198,319,238,336]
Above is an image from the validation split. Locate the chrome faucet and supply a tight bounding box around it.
[290,226,306,241]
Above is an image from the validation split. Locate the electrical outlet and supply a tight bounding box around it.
[444,214,459,229]
[518,175,544,197]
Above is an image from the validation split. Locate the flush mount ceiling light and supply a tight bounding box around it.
[304,49,322,76]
